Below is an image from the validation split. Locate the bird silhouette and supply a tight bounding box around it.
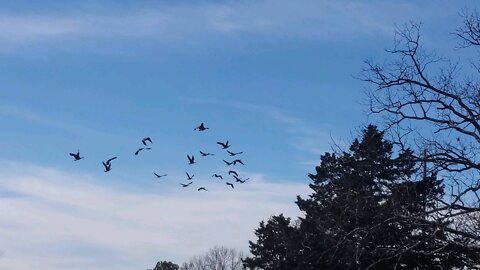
[197,187,208,191]
[154,173,167,178]
[69,150,83,161]
[135,147,151,155]
[223,160,233,166]
[187,155,196,165]
[228,170,238,177]
[217,141,231,149]
[199,151,214,157]
[102,157,117,172]
[181,181,193,187]
[227,150,243,156]
[186,172,195,180]
[212,174,223,179]
[307,173,316,180]
[194,123,209,131]
[232,159,244,165]
[142,137,152,146]
[233,175,249,183]
[226,182,234,189]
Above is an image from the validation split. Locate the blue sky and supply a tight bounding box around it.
[0,1,479,269]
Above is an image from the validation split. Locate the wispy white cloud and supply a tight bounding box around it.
[0,104,87,134]
[0,161,310,270]
[0,0,429,50]
[0,104,123,143]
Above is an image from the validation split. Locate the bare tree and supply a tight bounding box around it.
[181,246,245,270]
[362,9,480,263]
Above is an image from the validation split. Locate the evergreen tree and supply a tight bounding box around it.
[243,214,300,270]
[244,125,473,270]
[153,260,179,270]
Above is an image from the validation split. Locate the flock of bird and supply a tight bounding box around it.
[69,122,250,191]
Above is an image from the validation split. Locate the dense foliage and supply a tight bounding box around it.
[152,261,180,270]
[245,125,479,269]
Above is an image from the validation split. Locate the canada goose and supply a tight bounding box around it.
[226,182,234,189]
[232,159,244,165]
[187,155,196,165]
[194,123,209,131]
[233,175,249,183]
[102,157,117,172]
[223,160,233,166]
[181,181,193,187]
[186,172,194,180]
[69,150,83,161]
[217,141,231,149]
[154,173,167,178]
[200,151,214,157]
[142,137,152,146]
[135,147,151,155]
[228,170,238,177]
[227,150,243,156]
[197,187,208,191]
[212,174,223,179]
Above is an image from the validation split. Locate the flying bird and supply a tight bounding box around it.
[212,174,223,180]
[217,141,231,149]
[228,170,238,177]
[233,175,249,183]
[135,147,151,155]
[226,182,234,189]
[69,150,83,161]
[142,137,152,146]
[200,151,214,157]
[223,160,233,166]
[187,155,196,165]
[197,187,208,191]
[232,159,244,165]
[102,157,117,172]
[194,123,209,131]
[186,172,194,180]
[227,150,243,156]
[154,173,167,178]
[181,181,193,187]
